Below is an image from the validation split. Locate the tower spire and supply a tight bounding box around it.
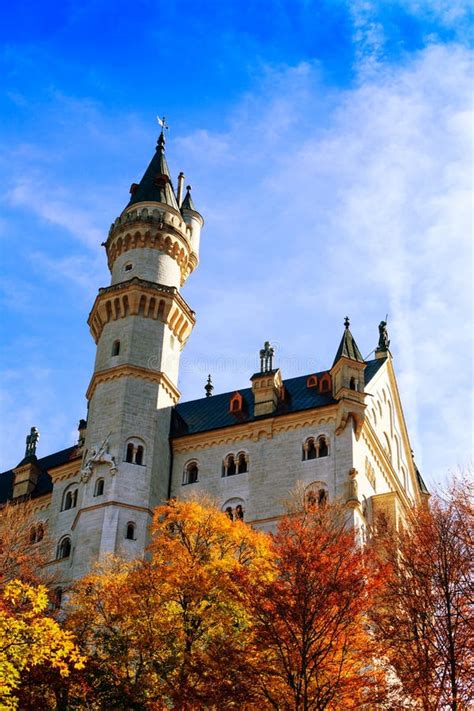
[127,118,179,210]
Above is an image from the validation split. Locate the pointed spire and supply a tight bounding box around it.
[127,122,179,210]
[332,317,364,366]
[180,184,197,212]
[205,374,214,398]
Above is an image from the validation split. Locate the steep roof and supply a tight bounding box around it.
[180,185,197,212]
[172,358,385,438]
[127,132,179,210]
[333,320,364,365]
[0,446,79,504]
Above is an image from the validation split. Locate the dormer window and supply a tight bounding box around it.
[319,373,332,394]
[307,375,318,388]
[229,392,243,414]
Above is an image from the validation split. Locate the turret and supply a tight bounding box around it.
[180,185,204,259]
[330,318,366,438]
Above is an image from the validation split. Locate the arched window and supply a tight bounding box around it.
[29,527,37,544]
[62,487,78,511]
[237,452,248,474]
[56,537,71,560]
[124,439,146,465]
[126,522,135,540]
[222,498,245,522]
[306,482,328,510]
[303,438,317,461]
[317,436,329,458]
[36,523,44,542]
[227,455,236,476]
[183,461,199,485]
[94,478,104,497]
[349,377,356,391]
[135,445,144,466]
[112,339,121,356]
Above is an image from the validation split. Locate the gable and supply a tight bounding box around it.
[365,357,425,503]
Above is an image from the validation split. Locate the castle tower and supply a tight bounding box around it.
[71,126,203,578]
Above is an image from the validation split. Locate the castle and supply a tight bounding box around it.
[0,125,429,589]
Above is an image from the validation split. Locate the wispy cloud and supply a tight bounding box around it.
[177,42,473,484]
[5,178,103,248]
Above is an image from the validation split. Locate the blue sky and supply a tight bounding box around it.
[1,0,472,486]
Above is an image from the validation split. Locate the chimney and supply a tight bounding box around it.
[177,172,185,207]
[250,341,282,417]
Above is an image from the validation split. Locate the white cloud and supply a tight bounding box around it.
[5,178,103,248]
[178,43,473,485]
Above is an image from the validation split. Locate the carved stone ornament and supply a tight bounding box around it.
[347,467,359,502]
[80,437,117,482]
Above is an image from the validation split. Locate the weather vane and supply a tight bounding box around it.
[157,116,169,132]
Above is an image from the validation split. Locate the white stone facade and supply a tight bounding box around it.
[2,134,427,591]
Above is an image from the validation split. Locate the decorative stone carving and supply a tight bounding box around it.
[81,437,117,482]
[346,467,359,504]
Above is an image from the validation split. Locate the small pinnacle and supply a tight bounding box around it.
[186,185,192,192]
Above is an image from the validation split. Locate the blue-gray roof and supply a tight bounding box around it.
[0,359,388,503]
[0,446,78,504]
[172,358,386,437]
[127,133,179,210]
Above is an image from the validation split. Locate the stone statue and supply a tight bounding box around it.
[81,436,117,482]
[25,426,39,458]
[377,320,390,351]
[259,341,275,373]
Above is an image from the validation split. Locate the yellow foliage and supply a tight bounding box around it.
[0,580,84,710]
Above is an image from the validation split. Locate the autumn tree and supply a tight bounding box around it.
[0,580,84,710]
[372,476,474,709]
[0,500,47,589]
[66,498,274,709]
[243,499,386,710]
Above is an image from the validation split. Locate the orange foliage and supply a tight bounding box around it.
[243,502,387,710]
[67,498,273,709]
[371,476,474,710]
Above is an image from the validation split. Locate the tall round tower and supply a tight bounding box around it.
[72,127,203,577]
